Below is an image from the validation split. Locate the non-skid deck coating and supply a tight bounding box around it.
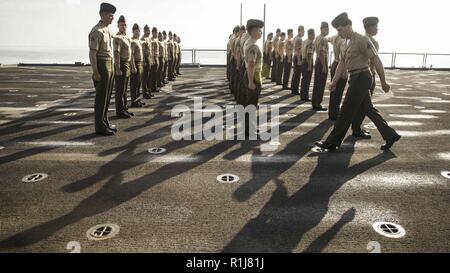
[0,66,449,253]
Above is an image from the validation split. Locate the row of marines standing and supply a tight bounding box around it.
[88,3,182,136]
[226,13,401,151]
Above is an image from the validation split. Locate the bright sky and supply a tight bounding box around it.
[0,0,448,53]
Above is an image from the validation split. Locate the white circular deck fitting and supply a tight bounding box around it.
[148,147,166,155]
[364,124,377,130]
[222,125,235,130]
[22,173,48,183]
[86,224,120,241]
[269,96,280,99]
[285,114,297,118]
[269,141,280,146]
[311,147,328,153]
[420,109,447,114]
[414,106,426,109]
[216,174,240,184]
[441,171,450,179]
[0,146,4,150]
[372,222,406,238]
[64,112,77,116]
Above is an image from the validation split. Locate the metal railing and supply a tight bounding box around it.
[182,49,450,69]
[331,52,450,69]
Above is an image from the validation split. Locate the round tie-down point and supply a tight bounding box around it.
[286,114,297,118]
[364,124,377,130]
[86,224,120,241]
[441,171,450,179]
[22,173,48,183]
[311,146,330,153]
[222,125,235,130]
[0,146,4,150]
[216,174,240,184]
[372,222,406,238]
[64,112,77,117]
[148,147,167,155]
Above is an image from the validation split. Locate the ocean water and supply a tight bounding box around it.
[1,48,450,68]
[0,48,90,64]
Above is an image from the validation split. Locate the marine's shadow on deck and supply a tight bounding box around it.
[222,139,396,253]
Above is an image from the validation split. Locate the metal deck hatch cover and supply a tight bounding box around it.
[86,224,120,241]
[372,222,406,238]
[22,173,48,183]
[364,124,377,130]
[441,171,450,179]
[148,147,167,154]
[217,174,240,184]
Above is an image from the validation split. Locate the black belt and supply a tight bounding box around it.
[349,67,369,76]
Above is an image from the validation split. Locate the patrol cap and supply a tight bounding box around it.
[287,29,293,34]
[233,25,240,33]
[144,25,150,31]
[332,12,352,28]
[280,32,286,36]
[246,19,264,32]
[117,15,126,24]
[168,31,173,35]
[307,29,315,35]
[132,23,140,31]
[298,25,305,31]
[363,17,379,27]
[240,25,246,31]
[99,2,116,14]
[268,32,273,36]
[321,22,329,28]
[162,30,167,35]
[276,28,281,33]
